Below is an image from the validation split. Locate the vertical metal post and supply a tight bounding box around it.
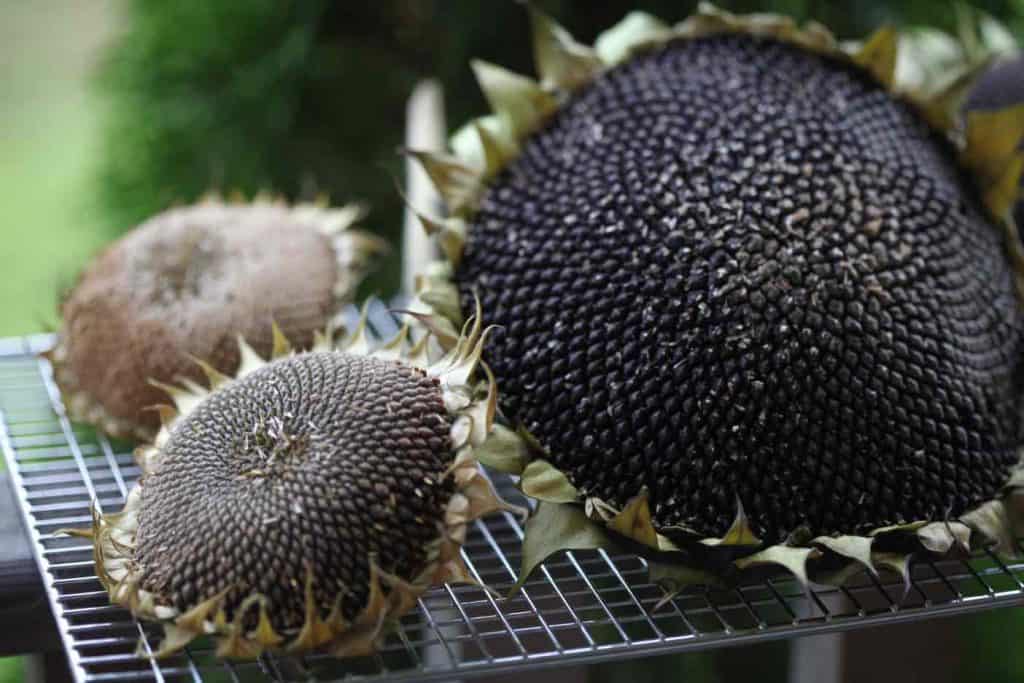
[787,588,846,683]
[788,634,844,683]
[402,79,445,294]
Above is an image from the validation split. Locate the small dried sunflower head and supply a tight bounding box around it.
[80,307,519,658]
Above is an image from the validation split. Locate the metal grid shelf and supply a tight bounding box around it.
[4,327,1024,683]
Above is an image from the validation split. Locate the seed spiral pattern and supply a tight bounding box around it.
[456,35,1024,542]
[134,352,453,631]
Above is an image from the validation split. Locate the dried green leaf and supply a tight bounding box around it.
[513,501,611,594]
[985,154,1024,220]
[914,57,992,131]
[529,3,603,90]
[872,551,912,597]
[235,334,266,379]
[471,60,557,140]
[963,104,1024,176]
[607,489,659,549]
[405,149,483,215]
[437,218,468,269]
[870,520,928,536]
[734,545,816,586]
[701,499,761,547]
[147,379,205,418]
[476,424,530,475]
[270,320,292,359]
[961,499,1014,555]
[916,521,970,555]
[418,281,463,325]
[812,535,875,574]
[594,11,669,65]
[519,459,580,503]
[450,115,517,177]
[853,26,899,88]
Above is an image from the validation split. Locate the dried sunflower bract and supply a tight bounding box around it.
[406,3,1024,596]
[967,53,1024,229]
[75,304,518,658]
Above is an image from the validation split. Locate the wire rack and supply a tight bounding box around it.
[4,309,1024,683]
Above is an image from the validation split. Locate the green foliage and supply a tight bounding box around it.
[957,609,1024,680]
[0,658,21,683]
[96,2,423,290]
[1,96,108,335]
[0,0,111,337]
[97,3,411,274]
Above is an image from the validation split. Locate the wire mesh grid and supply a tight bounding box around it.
[3,316,1024,683]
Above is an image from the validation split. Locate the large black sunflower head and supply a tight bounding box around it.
[407,4,1024,592]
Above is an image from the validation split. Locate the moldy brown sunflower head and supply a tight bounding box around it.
[48,195,387,441]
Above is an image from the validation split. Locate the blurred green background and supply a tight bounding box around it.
[0,0,1022,681]
[3,0,1023,339]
